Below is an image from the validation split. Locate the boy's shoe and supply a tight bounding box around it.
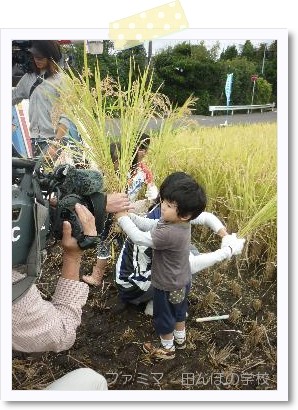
[174,337,186,350]
[143,342,175,360]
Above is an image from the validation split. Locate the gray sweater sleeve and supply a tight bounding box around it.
[12,74,32,105]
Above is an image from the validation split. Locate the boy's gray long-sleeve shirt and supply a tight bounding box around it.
[117,212,232,289]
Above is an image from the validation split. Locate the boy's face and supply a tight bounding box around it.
[160,199,183,223]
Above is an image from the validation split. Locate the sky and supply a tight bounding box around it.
[144,38,273,58]
[148,38,269,54]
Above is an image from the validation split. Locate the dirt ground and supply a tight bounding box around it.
[12,239,277,391]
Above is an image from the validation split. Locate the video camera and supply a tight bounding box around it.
[12,158,106,268]
[12,40,33,87]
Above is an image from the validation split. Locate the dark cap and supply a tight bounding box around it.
[138,133,150,150]
[28,40,62,63]
[28,46,45,59]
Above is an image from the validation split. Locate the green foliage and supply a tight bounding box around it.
[64,41,117,88]
[254,77,272,104]
[240,40,256,60]
[220,45,238,60]
[195,91,211,115]
[171,41,192,57]
[262,41,277,104]
[220,58,258,105]
[152,39,277,113]
[65,41,147,92]
[152,42,223,114]
[63,39,277,115]
[115,45,147,87]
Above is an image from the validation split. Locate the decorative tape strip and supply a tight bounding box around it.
[109,0,189,50]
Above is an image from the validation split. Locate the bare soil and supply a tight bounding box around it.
[12,240,277,391]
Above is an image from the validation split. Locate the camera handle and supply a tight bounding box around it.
[13,195,49,303]
[77,235,100,250]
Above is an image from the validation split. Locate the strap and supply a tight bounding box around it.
[89,192,107,236]
[12,276,37,303]
[77,235,100,250]
[26,201,49,277]
[29,72,50,98]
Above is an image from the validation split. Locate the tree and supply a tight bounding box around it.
[67,40,117,86]
[263,41,277,104]
[115,44,147,87]
[220,45,238,60]
[220,58,258,105]
[152,42,223,114]
[240,40,256,60]
[190,40,219,61]
[254,77,272,104]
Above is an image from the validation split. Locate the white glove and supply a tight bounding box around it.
[221,233,246,257]
[145,184,159,201]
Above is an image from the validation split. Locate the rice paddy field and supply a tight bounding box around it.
[12,120,278,391]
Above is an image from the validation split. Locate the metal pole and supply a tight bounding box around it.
[251,80,256,113]
[261,44,266,75]
[147,40,152,65]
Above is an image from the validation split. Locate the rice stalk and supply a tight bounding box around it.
[238,194,277,237]
[55,53,169,193]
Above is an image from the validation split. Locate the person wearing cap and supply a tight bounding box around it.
[12,40,72,159]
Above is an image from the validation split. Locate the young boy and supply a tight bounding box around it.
[115,173,207,360]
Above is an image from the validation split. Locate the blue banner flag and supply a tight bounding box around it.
[225,73,233,107]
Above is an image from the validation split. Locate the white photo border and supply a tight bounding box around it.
[1,27,288,402]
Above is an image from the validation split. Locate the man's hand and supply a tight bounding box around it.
[61,204,97,281]
[44,122,67,161]
[115,211,129,219]
[106,193,134,213]
[75,203,97,236]
[61,204,96,254]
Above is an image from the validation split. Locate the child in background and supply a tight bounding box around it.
[82,133,158,286]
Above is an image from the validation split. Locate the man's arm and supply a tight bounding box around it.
[12,74,30,105]
[46,122,68,159]
[12,275,89,353]
[12,204,95,353]
[106,193,134,213]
